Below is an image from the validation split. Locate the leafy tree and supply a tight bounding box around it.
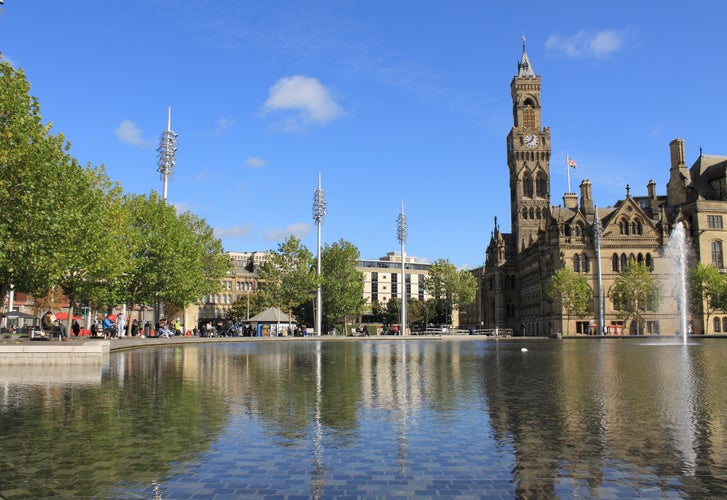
[227,292,259,323]
[546,266,592,335]
[424,259,478,325]
[321,239,365,335]
[117,193,231,323]
[689,263,727,334]
[256,236,316,327]
[609,261,661,335]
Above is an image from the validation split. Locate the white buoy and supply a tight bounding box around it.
[521,347,528,352]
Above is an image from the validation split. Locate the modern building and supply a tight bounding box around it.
[472,41,727,336]
[357,251,432,313]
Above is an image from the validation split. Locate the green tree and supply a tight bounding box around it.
[256,236,316,328]
[115,193,231,327]
[689,263,727,334]
[424,259,478,325]
[610,261,661,335]
[546,266,592,335]
[321,239,365,335]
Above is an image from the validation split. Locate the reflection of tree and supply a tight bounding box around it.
[0,349,229,497]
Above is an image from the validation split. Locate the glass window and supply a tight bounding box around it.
[573,254,580,272]
[714,317,721,333]
[612,254,619,272]
[712,241,724,269]
[581,254,589,273]
[708,215,723,229]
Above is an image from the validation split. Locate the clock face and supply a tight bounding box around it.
[524,134,539,148]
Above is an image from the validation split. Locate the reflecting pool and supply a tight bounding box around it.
[1,338,727,498]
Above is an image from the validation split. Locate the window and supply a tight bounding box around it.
[523,175,533,198]
[714,317,721,333]
[536,173,547,198]
[575,321,590,334]
[647,321,660,334]
[712,241,724,269]
[612,254,619,272]
[621,253,628,271]
[581,254,589,273]
[708,215,723,229]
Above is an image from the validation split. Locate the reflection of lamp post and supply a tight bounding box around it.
[397,200,407,336]
[312,173,326,336]
[593,206,604,335]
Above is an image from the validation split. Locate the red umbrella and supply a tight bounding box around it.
[56,311,82,321]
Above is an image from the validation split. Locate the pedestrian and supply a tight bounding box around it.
[363,325,370,336]
[72,319,80,337]
[131,319,139,336]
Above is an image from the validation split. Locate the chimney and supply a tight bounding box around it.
[579,179,594,215]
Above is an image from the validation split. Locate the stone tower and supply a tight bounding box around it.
[506,38,552,251]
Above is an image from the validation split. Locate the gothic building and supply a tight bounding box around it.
[474,41,727,336]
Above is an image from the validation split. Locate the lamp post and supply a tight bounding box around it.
[397,200,407,336]
[593,206,605,335]
[155,108,178,323]
[157,107,178,201]
[312,173,326,336]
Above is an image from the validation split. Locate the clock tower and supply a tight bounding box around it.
[506,38,551,251]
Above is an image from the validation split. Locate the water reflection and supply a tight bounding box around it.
[0,339,725,498]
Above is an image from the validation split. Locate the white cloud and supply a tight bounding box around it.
[262,75,343,128]
[215,117,236,135]
[115,120,153,147]
[215,223,255,240]
[264,222,312,241]
[545,29,632,59]
[245,157,267,168]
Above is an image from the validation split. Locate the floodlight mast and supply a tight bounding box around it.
[157,107,178,201]
[313,173,326,336]
[397,200,407,336]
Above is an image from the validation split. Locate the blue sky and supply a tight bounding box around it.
[2,1,726,269]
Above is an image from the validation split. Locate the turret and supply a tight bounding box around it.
[667,138,690,207]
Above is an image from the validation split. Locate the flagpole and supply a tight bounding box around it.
[566,154,572,193]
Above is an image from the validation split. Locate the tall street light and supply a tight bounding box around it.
[397,200,407,336]
[593,205,605,335]
[313,173,326,336]
[155,107,178,324]
[157,107,178,201]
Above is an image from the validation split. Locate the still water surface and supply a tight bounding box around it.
[1,338,726,498]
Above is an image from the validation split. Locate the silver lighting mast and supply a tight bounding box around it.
[313,173,326,336]
[157,107,178,201]
[397,200,407,336]
[593,206,604,335]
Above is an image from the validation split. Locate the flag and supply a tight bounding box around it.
[567,156,577,169]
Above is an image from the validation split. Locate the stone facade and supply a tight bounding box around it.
[473,42,727,336]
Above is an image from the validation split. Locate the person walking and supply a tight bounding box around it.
[72,319,80,337]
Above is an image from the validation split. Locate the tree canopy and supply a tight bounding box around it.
[0,60,230,326]
[423,259,477,325]
[609,261,661,334]
[546,266,592,335]
[321,239,365,334]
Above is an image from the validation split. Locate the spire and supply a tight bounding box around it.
[517,33,535,77]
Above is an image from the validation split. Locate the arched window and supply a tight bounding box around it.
[529,207,535,219]
[714,317,721,333]
[645,253,653,271]
[612,253,619,272]
[619,219,629,235]
[723,317,727,333]
[581,254,589,273]
[536,172,547,198]
[523,174,534,198]
[621,253,628,271]
[637,253,644,265]
[573,254,580,272]
[712,240,724,269]
[575,224,582,237]
[522,207,528,219]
